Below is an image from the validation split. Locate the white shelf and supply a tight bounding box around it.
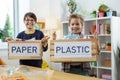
[96,17,111,20]
[61,21,69,23]
[85,17,111,21]
[84,17,117,80]
[98,66,111,70]
[100,50,111,53]
[98,34,111,37]
[91,66,112,70]
[84,18,97,21]
[90,66,97,69]
[87,34,111,37]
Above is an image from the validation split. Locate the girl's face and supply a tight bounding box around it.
[24,16,36,30]
[69,18,83,34]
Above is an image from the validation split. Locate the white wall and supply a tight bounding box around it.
[30,0,63,20]
[18,0,30,32]
[30,0,50,21]
[49,0,62,19]
[61,0,120,20]
[111,17,120,80]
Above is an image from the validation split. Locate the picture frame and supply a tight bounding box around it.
[36,22,45,29]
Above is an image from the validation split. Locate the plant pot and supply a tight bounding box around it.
[98,12,104,17]
[91,25,96,34]
[106,11,112,17]
[90,13,96,18]
[107,46,111,51]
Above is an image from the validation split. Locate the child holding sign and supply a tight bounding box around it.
[52,14,99,75]
[6,12,49,68]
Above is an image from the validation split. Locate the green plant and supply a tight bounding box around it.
[114,45,120,61]
[98,4,109,12]
[0,29,4,39]
[67,0,77,14]
[90,10,97,18]
[91,10,96,14]
[114,45,120,80]
[107,42,111,46]
[116,46,120,59]
[3,14,12,37]
[2,14,13,41]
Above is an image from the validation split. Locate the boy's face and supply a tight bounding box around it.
[24,16,36,30]
[69,18,83,34]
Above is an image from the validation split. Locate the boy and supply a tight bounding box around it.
[6,12,49,68]
[52,14,99,74]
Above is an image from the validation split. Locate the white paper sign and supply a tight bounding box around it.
[9,43,40,56]
[54,41,92,58]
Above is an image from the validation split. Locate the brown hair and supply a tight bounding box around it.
[23,12,37,22]
[69,14,84,26]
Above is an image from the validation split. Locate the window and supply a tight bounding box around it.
[0,0,14,41]
[0,0,30,42]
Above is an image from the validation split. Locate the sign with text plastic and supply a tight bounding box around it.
[54,41,92,58]
[8,40,42,59]
[50,39,98,62]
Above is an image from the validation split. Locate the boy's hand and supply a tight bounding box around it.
[41,36,50,48]
[52,31,56,40]
[5,37,22,42]
[93,31,98,39]
[5,37,13,42]
[93,31,100,53]
[14,38,22,41]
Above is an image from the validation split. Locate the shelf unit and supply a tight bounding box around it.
[61,16,120,80]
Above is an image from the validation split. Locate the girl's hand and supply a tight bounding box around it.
[52,31,56,40]
[41,36,50,48]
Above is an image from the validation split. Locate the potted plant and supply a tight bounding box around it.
[98,4,109,17]
[107,42,111,51]
[67,0,77,14]
[90,10,97,18]
[98,4,109,12]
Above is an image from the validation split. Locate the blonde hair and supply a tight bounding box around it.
[69,14,84,26]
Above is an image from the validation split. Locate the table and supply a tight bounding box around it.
[0,65,103,80]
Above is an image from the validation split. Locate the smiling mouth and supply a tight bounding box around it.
[72,29,79,31]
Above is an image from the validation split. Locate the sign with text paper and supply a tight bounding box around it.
[50,39,98,62]
[54,42,92,58]
[8,40,42,59]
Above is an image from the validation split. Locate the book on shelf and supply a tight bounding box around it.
[105,24,110,34]
[97,23,110,35]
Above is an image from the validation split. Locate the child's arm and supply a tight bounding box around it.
[52,31,56,40]
[5,37,22,42]
[41,36,50,47]
[41,36,50,51]
[93,31,100,53]
[5,37,13,42]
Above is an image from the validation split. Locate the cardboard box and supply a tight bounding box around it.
[104,59,111,67]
